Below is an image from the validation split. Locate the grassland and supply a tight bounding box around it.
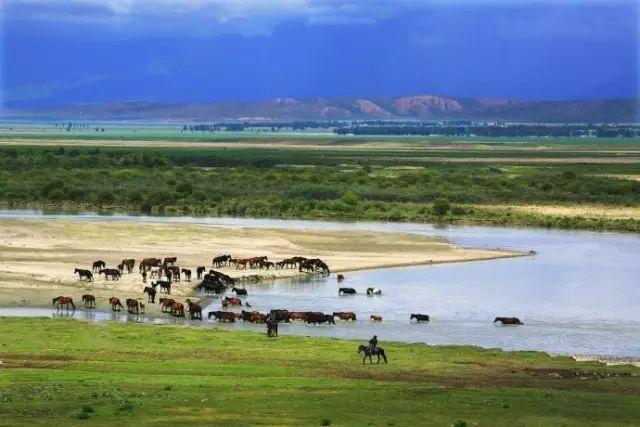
[0,317,638,426]
[1,128,640,232]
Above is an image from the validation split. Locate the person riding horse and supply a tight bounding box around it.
[369,335,378,353]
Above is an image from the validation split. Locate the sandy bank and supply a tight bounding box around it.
[0,218,525,312]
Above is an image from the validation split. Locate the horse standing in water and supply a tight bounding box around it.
[358,345,388,364]
[266,316,278,337]
[53,296,75,311]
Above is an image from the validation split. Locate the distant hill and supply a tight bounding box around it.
[3,94,638,122]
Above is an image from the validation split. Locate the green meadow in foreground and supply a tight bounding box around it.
[0,318,638,426]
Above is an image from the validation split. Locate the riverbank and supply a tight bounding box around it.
[0,217,522,312]
[0,317,637,426]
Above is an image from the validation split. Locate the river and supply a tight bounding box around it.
[1,209,639,359]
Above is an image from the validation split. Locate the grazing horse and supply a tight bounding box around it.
[181,268,192,282]
[74,268,93,282]
[143,286,156,303]
[366,287,382,295]
[410,313,430,322]
[53,296,75,311]
[81,294,96,308]
[494,317,523,325]
[358,345,388,364]
[196,266,206,279]
[208,311,236,322]
[185,299,202,320]
[260,261,275,270]
[92,260,106,272]
[266,316,278,337]
[109,297,123,312]
[159,298,176,313]
[333,312,357,321]
[370,315,383,321]
[126,298,140,314]
[339,287,356,295]
[299,258,330,274]
[231,287,248,296]
[99,268,121,281]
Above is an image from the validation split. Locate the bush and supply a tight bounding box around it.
[320,418,331,426]
[433,198,450,216]
[96,189,116,204]
[46,188,66,200]
[176,182,193,194]
[81,405,95,413]
[341,191,360,205]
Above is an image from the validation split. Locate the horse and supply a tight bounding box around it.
[196,266,206,279]
[92,260,106,272]
[208,311,236,322]
[299,258,330,274]
[231,287,248,296]
[222,296,242,307]
[143,286,156,303]
[109,297,123,312]
[53,296,75,311]
[260,261,275,270]
[266,316,278,337]
[185,299,202,320]
[337,274,345,282]
[339,287,356,295]
[494,317,523,325]
[121,259,135,273]
[358,345,388,364]
[139,257,161,273]
[366,287,382,295]
[156,280,171,294]
[410,313,430,322]
[289,311,307,321]
[167,266,180,282]
[99,268,121,281]
[212,255,232,268]
[269,309,292,323]
[117,262,125,274]
[81,294,95,308]
[241,310,266,323]
[74,268,93,282]
[159,297,175,313]
[181,268,192,281]
[163,256,177,265]
[333,312,357,321]
[126,298,140,314]
[171,302,185,317]
[305,312,335,325]
[370,315,383,321]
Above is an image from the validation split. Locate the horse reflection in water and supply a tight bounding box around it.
[126,313,145,324]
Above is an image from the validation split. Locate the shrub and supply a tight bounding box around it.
[320,418,331,426]
[46,188,66,201]
[433,198,450,216]
[96,189,116,205]
[341,191,360,205]
[176,182,193,194]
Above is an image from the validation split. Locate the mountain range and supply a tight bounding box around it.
[3,94,638,122]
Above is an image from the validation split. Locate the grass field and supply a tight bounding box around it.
[0,317,638,426]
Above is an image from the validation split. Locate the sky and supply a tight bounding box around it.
[1,0,638,108]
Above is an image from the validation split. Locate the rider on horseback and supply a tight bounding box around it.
[369,335,378,353]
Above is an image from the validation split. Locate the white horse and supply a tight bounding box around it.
[366,287,382,295]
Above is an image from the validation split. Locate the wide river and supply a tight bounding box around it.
[1,210,639,359]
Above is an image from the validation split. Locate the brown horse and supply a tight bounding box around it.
[126,298,140,314]
[81,294,96,309]
[333,312,357,321]
[109,297,123,312]
[289,311,307,321]
[121,259,135,273]
[370,315,383,322]
[139,257,161,272]
[53,296,75,310]
[185,299,202,320]
[159,297,176,313]
[171,302,185,317]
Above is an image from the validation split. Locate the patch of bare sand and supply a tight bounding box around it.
[0,218,523,312]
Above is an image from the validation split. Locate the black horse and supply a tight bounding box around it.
[143,286,156,303]
[232,287,248,296]
[74,268,93,282]
[196,266,206,279]
[339,287,356,295]
[266,316,278,337]
[494,317,523,325]
[410,313,430,322]
[358,345,388,364]
[92,260,106,272]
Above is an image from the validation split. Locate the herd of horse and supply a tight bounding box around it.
[62,254,524,329]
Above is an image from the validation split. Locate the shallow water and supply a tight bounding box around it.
[1,209,639,358]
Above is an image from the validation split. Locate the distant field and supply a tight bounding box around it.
[1,129,640,232]
[0,317,638,426]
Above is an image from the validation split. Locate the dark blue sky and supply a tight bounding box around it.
[2,0,638,108]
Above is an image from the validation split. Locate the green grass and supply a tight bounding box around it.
[0,317,638,426]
